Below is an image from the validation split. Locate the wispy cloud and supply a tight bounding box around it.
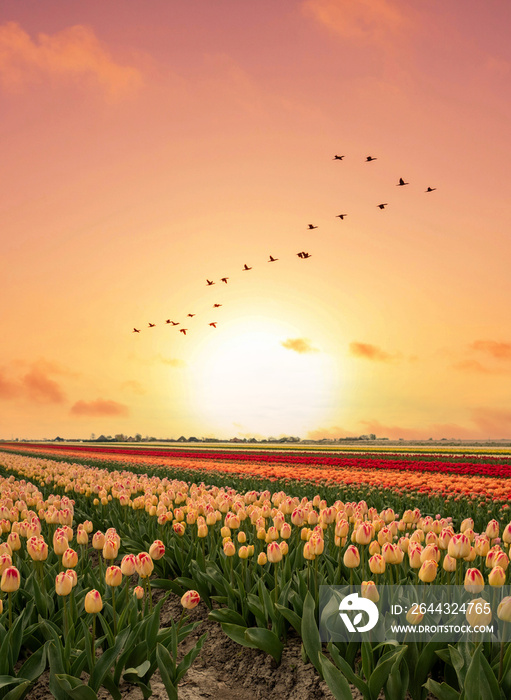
[0,22,142,98]
[0,361,66,403]
[281,338,319,354]
[302,0,408,45]
[349,342,398,362]
[70,399,129,418]
[453,359,506,375]
[121,380,146,395]
[470,340,511,361]
[157,355,187,368]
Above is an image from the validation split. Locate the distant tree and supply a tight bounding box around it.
[135,433,142,442]
[114,434,126,442]
[90,433,96,441]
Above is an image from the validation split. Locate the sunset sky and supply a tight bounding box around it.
[2,0,511,440]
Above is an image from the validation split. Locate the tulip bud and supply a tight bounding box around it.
[267,541,283,563]
[486,520,499,540]
[466,597,492,627]
[418,560,438,583]
[406,607,425,625]
[76,528,88,546]
[121,554,137,576]
[408,545,422,569]
[488,565,506,587]
[343,545,360,568]
[181,590,200,610]
[474,535,490,557]
[102,538,119,561]
[197,523,208,538]
[361,581,379,603]
[148,540,165,561]
[237,531,247,544]
[1,566,20,592]
[503,523,511,545]
[62,548,78,569]
[238,545,249,559]
[133,585,144,600]
[84,589,103,614]
[257,552,267,565]
[464,568,484,594]
[105,565,123,587]
[92,531,105,550]
[355,523,374,545]
[135,552,154,579]
[448,533,471,559]
[460,518,474,533]
[55,571,73,596]
[368,540,381,556]
[443,554,457,572]
[223,540,236,557]
[66,569,77,588]
[6,532,21,552]
[420,544,440,564]
[497,596,511,622]
[369,554,385,575]
[279,522,291,539]
[27,536,48,562]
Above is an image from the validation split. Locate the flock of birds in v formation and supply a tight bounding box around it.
[133,154,436,335]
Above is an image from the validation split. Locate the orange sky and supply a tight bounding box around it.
[1,0,511,440]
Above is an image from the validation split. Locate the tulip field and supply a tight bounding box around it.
[1,443,511,699]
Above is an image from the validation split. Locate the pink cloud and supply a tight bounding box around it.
[0,22,142,98]
[302,0,409,45]
[0,369,20,400]
[0,363,66,403]
[22,368,66,404]
[470,340,511,361]
[70,399,129,418]
[453,359,506,375]
[281,338,319,354]
[349,342,398,362]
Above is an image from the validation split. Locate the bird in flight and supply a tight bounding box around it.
[333,155,344,160]
[336,214,347,220]
[213,303,222,308]
[206,279,215,286]
[243,264,252,271]
[180,329,187,335]
[133,328,140,333]
[377,203,388,209]
[209,322,217,328]
[166,320,179,325]
[148,322,156,328]
[426,186,436,192]
[297,251,311,259]
[366,156,377,162]
[187,313,195,317]
[268,255,278,262]
[308,224,318,230]
[221,277,229,283]
[397,178,409,186]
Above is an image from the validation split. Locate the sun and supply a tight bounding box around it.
[187,316,336,437]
